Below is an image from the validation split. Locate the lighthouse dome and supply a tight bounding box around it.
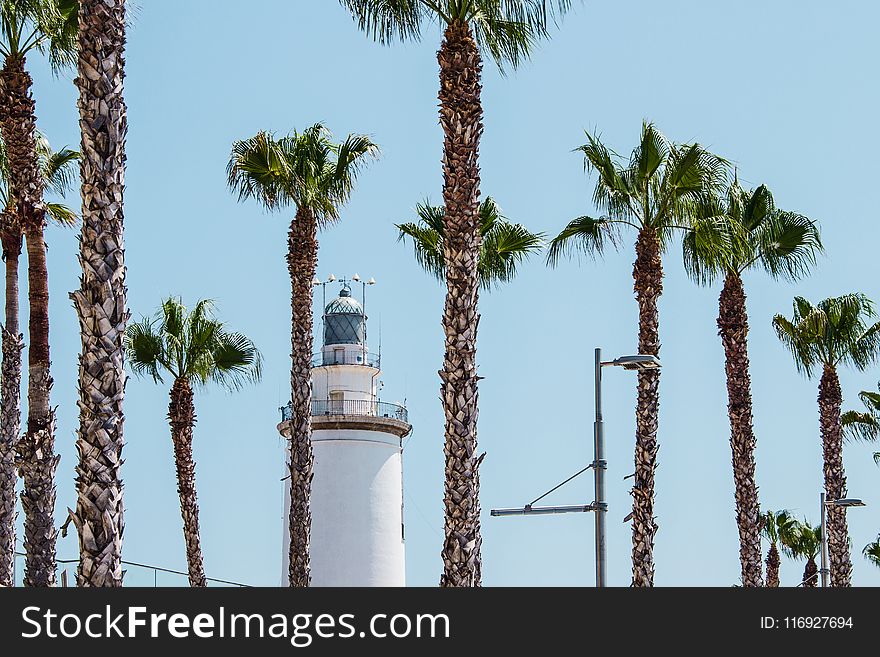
[323,286,366,345]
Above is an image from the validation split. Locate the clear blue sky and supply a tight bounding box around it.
[16,0,880,586]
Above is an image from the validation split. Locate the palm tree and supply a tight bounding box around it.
[774,294,880,587]
[340,0,573,588]
[547,123,727,586]
[759,509,796,587]
[785,520,821,587]
[864,536,880,570]
[397,197,544,289]
[683,181,821,587]
[68,0,129,588]
[125,298,262,587]
[227,125,377,587]
[0,0,76,587]
[0,133,77,587]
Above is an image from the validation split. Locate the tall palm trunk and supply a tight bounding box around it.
[18,224,57,588]
[287,207,317,587]
[802,556,818,587]
[818,365,851,587]
[630,228,661,587]
[437,20,483,588]
[0,230,23,587]
[1,54,56,588]
[167,377,205,587]
[717,272,763,587]
[69,0,128,587]
[765,543,780,587]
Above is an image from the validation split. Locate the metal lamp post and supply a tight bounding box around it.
[819,494,866,587]
[490,347,660,588]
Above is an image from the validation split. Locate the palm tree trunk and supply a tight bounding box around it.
[437,20,483,588]
[1,54,56,588]
[802,557,818,587]
[68,0,128,588]
[168,377,205,587]
[17,225,58,588]
[630,228,661,587]
[818,365,852,587]
[717,272,763,587]
[765,543,780,587]
[0,232,23,587]
[287,207,317,587]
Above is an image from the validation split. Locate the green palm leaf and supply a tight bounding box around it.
[124,297,262,393]
[398,196,543,289]
[227,124,378,227]
[550,122,728,267]
[339,1,574,70]
[773,294,880,378]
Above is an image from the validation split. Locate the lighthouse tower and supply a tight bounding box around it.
[278,282,411,586]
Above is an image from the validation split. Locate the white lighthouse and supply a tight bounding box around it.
[278,280,411,586]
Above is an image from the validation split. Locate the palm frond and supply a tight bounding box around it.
[396,214,445,282]
[45,201,76,226]
[124,317,167,384]
[576,131,637,223]
[546,215,618,266]
[338,0,425,45]
[339,1,574,71]
[774,294,880,377]
[209,330,263,392]
[754,210,822,282]
[399,196,542,289]
[841,410,880,443]
[681,195,737,286]
[863,536,880,569]
[40,145,79,196]
[126,297,262,393]
[228,125,377,226]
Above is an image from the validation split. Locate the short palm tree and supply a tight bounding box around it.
[125,298,262,587]
[227,124,377,587]
[547,122,727,586]
[0,0,76,587]
[760,509,797,587]
[397,197,544,289]
[683,180,821,587]
[69,0,129,587]
[774,294,880,587]
[340,0,574,588]
[785,520,821,587]
[0,133,77,587]
[864,536,880,570]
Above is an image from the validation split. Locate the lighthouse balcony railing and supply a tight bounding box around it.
[281,399,408,424]
[311,350,380,368]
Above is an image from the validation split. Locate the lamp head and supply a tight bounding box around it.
[611,355,661,371]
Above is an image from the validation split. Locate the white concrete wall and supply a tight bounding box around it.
[311,362,378,404]
[281,428,405,586]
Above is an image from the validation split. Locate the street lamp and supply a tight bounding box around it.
[594,348,660,588]
[490,347,660,588]
[819,493,866,587]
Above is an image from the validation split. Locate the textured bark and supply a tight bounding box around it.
[17,226,57,588]
[2,54,56,587]
[168,378,205,587]
[437,21,483,588]
[69,0,128,587]
[802,557,818,587]
[0,233,23,587]
[287,207,317,587]
[717,273,763,587]
[630,228,661,587]
[818,365,851,587]
[765,543,780,587]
